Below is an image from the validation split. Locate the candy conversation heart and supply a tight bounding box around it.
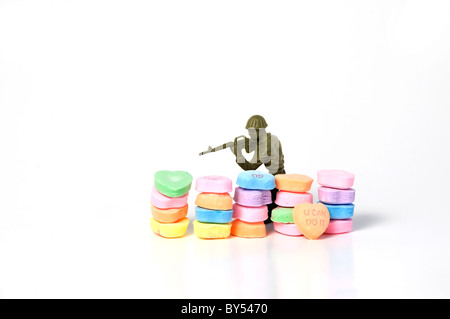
[275,191,313,207]
[316,169,356,236]
[293,203,330,240]
[236,170,276,190]
[150,170,192,239]
[317,169,355,190]
[195,192,233,210]
[273,222,302,237]
[151,186,189,209]
[233,187,272,207]
[193,220,232,239]
[270,207,295,224]
[230,219,266,238]
[154,170,193,198]
[320,202,354,219]
[150,217,190,238]
[195,175,233,193]
[195,206,233,224]
[193,174,235,239]
[151,204,188,223]
[318,187,355,205]
[275,174,313,193]
[233,170,273,236]
[324,219,353,234]
[232,204,268,223]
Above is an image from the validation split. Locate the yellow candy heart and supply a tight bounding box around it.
[150,217,189,238]
[193,220,231,239]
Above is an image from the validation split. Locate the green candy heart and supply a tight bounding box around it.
[154,170,193,198]
[271,207,294,223]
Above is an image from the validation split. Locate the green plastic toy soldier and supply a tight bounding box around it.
[199,115,286,219]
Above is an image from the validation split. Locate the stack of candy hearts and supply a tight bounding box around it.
[271,174,314,236]
[317,170,356,234]
[232,170,276,238]
[193,176,233,239]
[150,170,192,238]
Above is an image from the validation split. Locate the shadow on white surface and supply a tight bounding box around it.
[352,211,387,232]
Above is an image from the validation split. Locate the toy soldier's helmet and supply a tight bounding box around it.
[245,115,268,129]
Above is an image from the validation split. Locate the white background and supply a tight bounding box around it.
[1,0,450,298]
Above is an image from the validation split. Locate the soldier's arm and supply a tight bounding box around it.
[265,135,285,175]
[231,136,261,170]
[229,136,250,156]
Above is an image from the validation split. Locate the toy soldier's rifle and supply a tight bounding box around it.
[199,135,249,156]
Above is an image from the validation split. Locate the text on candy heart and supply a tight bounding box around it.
[251,174,264,179]
[303,207,328,226]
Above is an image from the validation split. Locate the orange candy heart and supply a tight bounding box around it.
[230,219,266,238]
[151,204,188,223]
[293,203,330,240]
[195,193,233,210]
[275,174,314,192]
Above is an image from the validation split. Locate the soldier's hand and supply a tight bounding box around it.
[229,145,237,156]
